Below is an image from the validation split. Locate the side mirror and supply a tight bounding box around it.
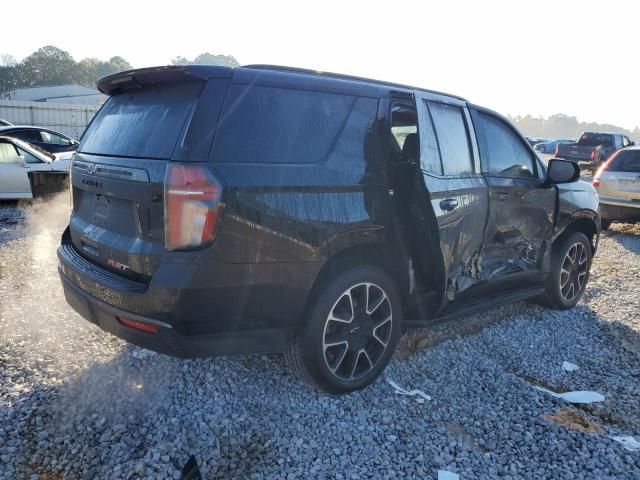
[629,141,636,147]
[546,159,580,185]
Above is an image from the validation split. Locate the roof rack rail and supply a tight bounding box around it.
[242,64,467,102]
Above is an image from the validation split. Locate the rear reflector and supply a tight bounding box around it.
[164,164,223,251]
[117,316,159,334]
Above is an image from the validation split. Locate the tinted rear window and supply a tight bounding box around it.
[212,85,377,164]
[79,82,203,159]
[578,133,613,147]
[609,150,640,172]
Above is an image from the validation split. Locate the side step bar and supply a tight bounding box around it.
[403,286,544,328]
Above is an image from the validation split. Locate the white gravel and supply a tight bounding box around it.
[1,197,639,479]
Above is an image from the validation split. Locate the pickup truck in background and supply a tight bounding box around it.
[555,132,635,173]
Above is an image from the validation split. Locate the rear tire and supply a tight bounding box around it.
[542,232,592,310]
[286,265,401,394]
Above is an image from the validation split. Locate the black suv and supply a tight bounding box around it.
[58,65,600,393]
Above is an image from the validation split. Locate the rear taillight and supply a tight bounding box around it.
[590,150,598,161]
[164,164,223,251]
[592,155,615,187]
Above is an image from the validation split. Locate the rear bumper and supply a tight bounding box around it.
[600,202,640,222]
[59,270,292,357]
[57,227,320,356]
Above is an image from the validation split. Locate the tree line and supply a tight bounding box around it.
[0,46,239,93]
[510,113,640,142]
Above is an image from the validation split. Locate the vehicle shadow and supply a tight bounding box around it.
[604,222,640,250]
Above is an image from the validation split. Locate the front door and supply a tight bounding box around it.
[414,93,489,305]
[470,107,555,279]
[0,140,32,199]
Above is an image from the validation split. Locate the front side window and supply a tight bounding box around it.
[474,112,537,179]
[0,142,20,163]
[213,86,377,166]
[426,101,473,176]
[17,147,43,164]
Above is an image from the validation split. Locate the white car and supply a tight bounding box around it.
[0,136,70,199]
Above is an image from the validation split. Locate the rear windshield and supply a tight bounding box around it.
[79,82,203,159]
[609,150,640,172]
[577,133,613,148]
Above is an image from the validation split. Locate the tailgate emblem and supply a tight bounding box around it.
[107,259,131,272]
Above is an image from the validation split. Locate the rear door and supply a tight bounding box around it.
[0,139,32,198]
[414,92,488,303]
[470,108,555,279]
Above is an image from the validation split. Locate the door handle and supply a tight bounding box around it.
[440,198,458,211]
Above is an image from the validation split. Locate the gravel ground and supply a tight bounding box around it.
[1,196,639,480]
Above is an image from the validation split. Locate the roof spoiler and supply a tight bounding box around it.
[97,65,233,95]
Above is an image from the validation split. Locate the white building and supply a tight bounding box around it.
[0,84,107,105]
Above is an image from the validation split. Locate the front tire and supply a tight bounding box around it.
[286,265,401,394]
[542,232,592,309]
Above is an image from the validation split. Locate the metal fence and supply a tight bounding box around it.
[0,100,100,140]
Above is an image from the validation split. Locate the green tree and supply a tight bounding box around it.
[21,46,76,86]
[172,52,239,67]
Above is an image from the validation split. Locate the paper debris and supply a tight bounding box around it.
[438,470,460,480]
[562,361,579,372]
[387,379,431,403]
[534,386,604,404]
[611,436,640,452]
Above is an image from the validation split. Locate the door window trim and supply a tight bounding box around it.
[413,91,481,179]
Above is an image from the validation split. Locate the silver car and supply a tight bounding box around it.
[593,146,640,229]
[0,136,70,199]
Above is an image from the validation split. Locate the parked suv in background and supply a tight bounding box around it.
[593,146,640,229]
[555,132,634,173]
[58,65,600,393]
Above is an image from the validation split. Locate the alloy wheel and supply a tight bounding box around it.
[322,282,393,381]
[560,242,588,302]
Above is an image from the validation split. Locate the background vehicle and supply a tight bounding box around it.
[526,136,549,147]
[0,126,79,154]
[593,146,640,229]
[555,132,634,172]
[0,136,69,199]
[0,119,12,126]
[57,65,600,394]
[534,138,574,154]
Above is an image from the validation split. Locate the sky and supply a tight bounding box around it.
[4,0,639,129]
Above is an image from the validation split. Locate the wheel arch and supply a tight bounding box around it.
[554,211,599,254]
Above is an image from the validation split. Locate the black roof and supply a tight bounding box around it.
[97,64,467,102]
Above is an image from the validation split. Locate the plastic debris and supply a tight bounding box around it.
[387,379,431,403]
[438,470,460,480]
[534,386,604,404]
[611,436,640,452]
[562,361,579,372]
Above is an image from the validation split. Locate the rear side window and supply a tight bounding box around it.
[474,112,537,179]
[426,102,473,176]
[212,86,377,164]
[79,82,203,159]
[12,130,42,143]
[609,150,640,172]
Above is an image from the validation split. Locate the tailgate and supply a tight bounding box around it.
[557,144,592,161]
[69,154,167,279]
[599,171,640,200]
